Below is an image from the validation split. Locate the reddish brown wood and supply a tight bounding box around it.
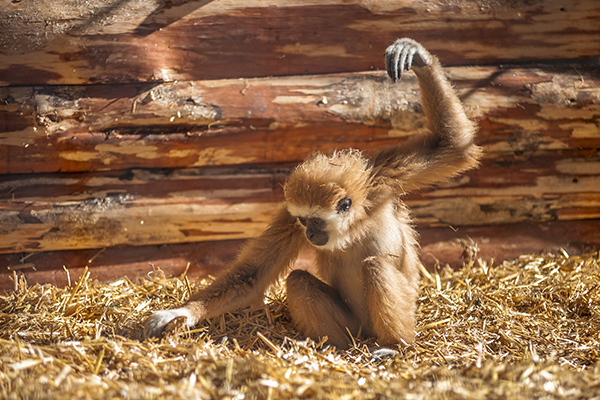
[1,220,597,292]
[0,168,286,254]
[1,0,599,85]
[419,220,600,271]
[1,0,598,298]
[1,153,598,254]
[1,65,598,260]
[0,240,243,291]
[1,66,599,175]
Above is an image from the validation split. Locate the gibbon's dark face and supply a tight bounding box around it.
[288,197,353,249]
[296,216,328,246]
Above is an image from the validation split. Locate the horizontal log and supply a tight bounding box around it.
[1,220,597,292]
[1,65,599,175]
[0,168,285,253]
[418,220,600,269]
[0,240,243,292]
[0,0,598,85]
[1,156,598,254]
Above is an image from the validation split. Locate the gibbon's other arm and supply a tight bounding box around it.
[143,208,305,339]
[371,38,482,192]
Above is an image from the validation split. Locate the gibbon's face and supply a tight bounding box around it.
[283,151,371,251]
[286,196,354,250]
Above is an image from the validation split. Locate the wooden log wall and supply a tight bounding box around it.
[1,0,599,85]
[1,0,599,291]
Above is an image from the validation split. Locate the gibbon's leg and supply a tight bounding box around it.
[363,256,418,346]
[286,269,361,349]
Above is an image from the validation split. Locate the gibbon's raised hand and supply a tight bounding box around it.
[143,38,482,352]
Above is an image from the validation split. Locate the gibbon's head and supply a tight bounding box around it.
[284,150,372,250]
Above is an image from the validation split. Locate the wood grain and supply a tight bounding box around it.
[1,0,599,85]
[1,65,599,254]
[1,154,598,254]
[1,0,598,292]
[1,220,597,292]
[2,65,599,174]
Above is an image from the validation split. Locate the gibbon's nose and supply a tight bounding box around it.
[306,227,328,246]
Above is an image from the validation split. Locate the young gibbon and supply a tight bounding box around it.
[143,38,482,350]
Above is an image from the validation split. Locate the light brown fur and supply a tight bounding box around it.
[143,38,482,351]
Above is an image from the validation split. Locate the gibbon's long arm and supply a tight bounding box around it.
[143,208,304,338]
[370,38,482,193]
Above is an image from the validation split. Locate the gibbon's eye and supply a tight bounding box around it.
[336,197,352,214]
[297,217,307,226]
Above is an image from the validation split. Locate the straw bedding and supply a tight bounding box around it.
[1,250,599,399]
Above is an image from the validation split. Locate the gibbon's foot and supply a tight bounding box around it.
[370,347,400,362]
[385,38,432,81]
[142,308,194,339]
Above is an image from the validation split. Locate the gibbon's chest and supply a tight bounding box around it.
[313,204,412,320]
[371,199,415,255]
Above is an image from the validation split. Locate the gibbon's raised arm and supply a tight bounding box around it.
[143,208,304,339]
[370,39,482,192]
